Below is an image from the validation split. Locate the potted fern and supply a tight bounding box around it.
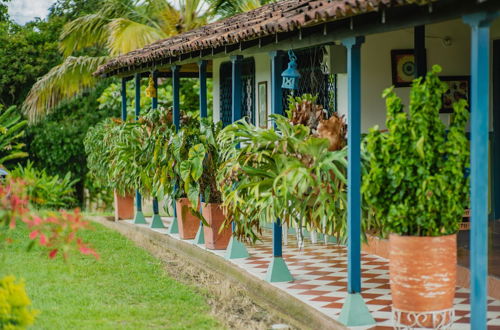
[159,116,202,239]
[85,118,135,220]
[217,94,352,243]
[181,119,231,249]
[362,65,469,328]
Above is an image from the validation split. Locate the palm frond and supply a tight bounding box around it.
[59,0,137,56]
[59,14,110,57]
[107,18,167,56]
[22,56,110,122]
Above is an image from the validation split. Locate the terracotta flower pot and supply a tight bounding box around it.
[389,234,457,328]
[202,202,232,250]
[176,198,200,239]
[114,191,135,220]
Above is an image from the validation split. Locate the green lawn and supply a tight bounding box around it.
[2,221,222,330]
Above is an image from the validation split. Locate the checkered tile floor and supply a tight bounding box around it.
[126,218,500,329]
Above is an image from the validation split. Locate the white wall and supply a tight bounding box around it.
[341,19,472,132]
[211,53,273,127]
[254,53,272,128]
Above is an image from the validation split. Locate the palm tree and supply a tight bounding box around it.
[23,0,210,121]
[208,0,272,19]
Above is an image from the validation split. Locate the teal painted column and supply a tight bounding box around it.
[265,50,292,282]
[338,36,374,327]
[121,78,127,121]
[194,60,207,244]
[414,25,427,78]
[226,55,249,259]
[168,65,181,234]
[133,73,147,224]
[464,12,498,330]
[493,41,500,220]
[150,71,165,229]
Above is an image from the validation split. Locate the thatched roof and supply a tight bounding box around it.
[95,0,431,77]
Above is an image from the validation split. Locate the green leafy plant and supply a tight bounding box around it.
[180,119,223,215]
[0,275,38,329]
[9,161,77,209]
[0,105,28,167]
[217,114,350,243]
[151,114,201,201]
[362,65,469,237]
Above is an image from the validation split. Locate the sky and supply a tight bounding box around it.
[7,0,54,24]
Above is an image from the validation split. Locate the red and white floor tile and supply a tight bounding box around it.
[128,219,500,329]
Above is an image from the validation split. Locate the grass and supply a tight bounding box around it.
[2,221,222,330]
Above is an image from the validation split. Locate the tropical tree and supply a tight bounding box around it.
[23,0,211,121]
[208,0,271,19]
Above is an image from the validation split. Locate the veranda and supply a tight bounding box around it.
[94,0,500,328]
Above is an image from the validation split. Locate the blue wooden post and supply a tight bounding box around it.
[168,65,181,234]
[121,78,127,121]
[414,25,427,78]
[150,71,165,229]
[194,60,208,244]
[133,73,147,224]
[464,12,498,330]
[493,41,500,220]
[265,50,292,282]
[338,37,374,327]
[226,55,249,259]
[199,60,208,119]
[172,65,181,131]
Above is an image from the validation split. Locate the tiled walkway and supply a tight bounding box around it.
[126,218,500,329]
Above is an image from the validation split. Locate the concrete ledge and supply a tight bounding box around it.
[92,217,346,330]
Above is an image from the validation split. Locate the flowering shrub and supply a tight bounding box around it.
[0,275,38,329]
[0,178,99,328]
[24,210,99,260]
[1,178,99,260]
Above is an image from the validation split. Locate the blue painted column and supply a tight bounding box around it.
[226,55,249,259]
[150,71,165,229]
[265,50,292,282]
[199,60,208,118]
[194,60,208,244]
[121,78,127,121]
[338,36,374,327]
[168,65,181,234]
[133,73,147,224]
[414,25,427,78]
[172,65,181,130]
[464,12,498,330]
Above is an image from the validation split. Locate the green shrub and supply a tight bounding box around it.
[362,65,469,237]
[0,275,38,329]
[9,161,77,209]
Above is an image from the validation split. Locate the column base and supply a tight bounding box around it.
[133,211,147,224]
[225,236,249,259]
[168,216,179,234]
[194,225,205,244]
[338,293,375,327]
[265,257,293,282]
[150,214,165,228]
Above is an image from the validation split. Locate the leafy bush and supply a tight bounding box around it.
[154,117,201,200]
[362,65,469,237]
[0,105,28,168]
[217,114,350,243]
[0,275,38,329]
[180,119,223,217]
[9,161,77,209]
